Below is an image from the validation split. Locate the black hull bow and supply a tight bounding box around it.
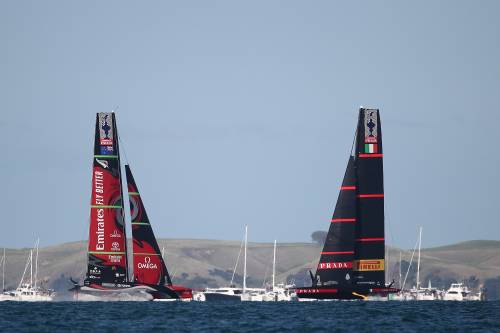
[295,286,400,300]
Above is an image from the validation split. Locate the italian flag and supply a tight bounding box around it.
[365,143,378,153]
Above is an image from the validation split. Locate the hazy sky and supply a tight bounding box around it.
[1,1,499,249]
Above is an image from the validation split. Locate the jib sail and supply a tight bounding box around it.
[352,108,385,286]
[314,156,357,287]
[125,164,172,286]
[86,113,128,285]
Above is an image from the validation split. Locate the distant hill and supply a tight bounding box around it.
[1,239,500,299]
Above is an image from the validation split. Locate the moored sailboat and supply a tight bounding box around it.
[261,241,295,301]
[1,248,5,293]
[71,112,191,301]
[1,241,54,301]
[296,108,399,300]
[202,226,248,301]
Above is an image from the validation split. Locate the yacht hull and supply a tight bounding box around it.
[295,286,400,300]
[203,293,241,301]
[72,282,179,301]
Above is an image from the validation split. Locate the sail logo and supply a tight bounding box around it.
[108,255,122,263]
[111,242,120,251]
[90,267,101,275]
[364,143,378,154]
[364,109,378,143]
[317,262,353,270]
[94,170,105,206]
[95,208,105,251]
[95,158,109,169]
[296,288,338,294]
[100,146,114,155]
[353,259,384,271]
[137,256,158,270]
[99,113,114,146]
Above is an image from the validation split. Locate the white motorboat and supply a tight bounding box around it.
[2,283,54,302]
[443,283,481,301]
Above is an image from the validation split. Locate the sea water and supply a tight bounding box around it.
[0,301,499,332]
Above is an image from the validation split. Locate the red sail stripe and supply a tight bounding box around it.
[356,238,385,242]
[340,186,356,190]
[358,154,383,158]
[321,251,354,255]
[357,194,384,198]
[331,218,356,223]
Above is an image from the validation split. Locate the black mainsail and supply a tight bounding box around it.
[296,108,398,300]
[353,109,385,286]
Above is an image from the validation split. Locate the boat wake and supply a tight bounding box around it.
[75,291,153,302]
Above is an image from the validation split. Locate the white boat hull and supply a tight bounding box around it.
[74,285,156,301]
[0,292,53,302]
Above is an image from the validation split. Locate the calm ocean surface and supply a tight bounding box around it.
[1,301,499,332]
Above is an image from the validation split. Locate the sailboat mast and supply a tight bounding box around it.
[272,240,276,291]
[230,235,244,286]
[2,248,5,291]
[402,236,419,291]
[18,251,31,289]
[416,227,422,290]
[34,239,39,290]
[114,114,129,282]
[399,251,402,289]
[243,225,247,292]
[30,250,33,287]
